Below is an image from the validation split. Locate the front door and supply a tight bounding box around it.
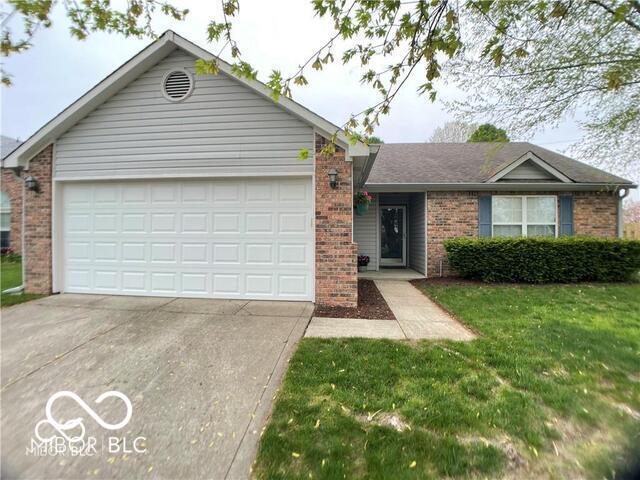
[380,206,406,266]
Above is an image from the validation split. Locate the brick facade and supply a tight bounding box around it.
[1,168,23,254]
[426,190,619,277]
[573,191,618,237]
[315,134,357,307]
[426,192,479,276]
[23,145,53,294]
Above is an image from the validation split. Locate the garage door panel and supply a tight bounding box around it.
[181,243,209,263]
[279,274,309,297]
[151,272,177,293]
[279,180,309,202]
[122,242,146,262]
[63,178,313,300]
[150,183,178,204]
[246,213,273,233]
[212,243,240,264]
[182,273,208,294]
[122,184,147,204]
[182,213,208,233]
[122,271,146,291]
[213,183,240,203]
[246,182,273,203]
[151,213,177,233]
[94,270,118,290]
[122,213,147,233]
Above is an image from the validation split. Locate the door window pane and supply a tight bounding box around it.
[494,225,523,237]
[527,197,556,224]
[381,207,404,260]
[493,197,523,223]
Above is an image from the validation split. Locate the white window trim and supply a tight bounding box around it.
[491,195,558,238]
[0,194,10,233]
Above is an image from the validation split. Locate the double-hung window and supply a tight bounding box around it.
[492,196,557,237]
[0,191,10,249]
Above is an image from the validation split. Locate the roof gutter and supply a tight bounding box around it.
[364,182,638,192]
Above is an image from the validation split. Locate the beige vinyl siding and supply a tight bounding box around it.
[408,192,426,274]
[55,49,314,179]
[500,160,558,181]
[354,194,379,270]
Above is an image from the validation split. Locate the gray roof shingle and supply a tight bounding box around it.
[365,142,632,185]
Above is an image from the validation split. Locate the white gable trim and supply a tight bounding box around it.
[486,151,573,183]
[4,30,368,168]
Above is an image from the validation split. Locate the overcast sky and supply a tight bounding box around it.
[1,0,637,198]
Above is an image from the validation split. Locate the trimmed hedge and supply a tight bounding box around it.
[444,237,640,283]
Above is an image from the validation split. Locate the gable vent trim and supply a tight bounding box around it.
[162,69,194,102]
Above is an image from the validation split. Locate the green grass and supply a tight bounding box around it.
[0,260,43,307]
[254,284,640,479]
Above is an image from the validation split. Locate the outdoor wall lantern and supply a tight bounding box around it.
[24,176,40,193]
[328,169,338,189]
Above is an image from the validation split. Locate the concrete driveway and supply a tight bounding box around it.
[1,294,312,480]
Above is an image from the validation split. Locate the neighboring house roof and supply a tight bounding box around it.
[3,30,368,169]
[365,142,634,188]
[1,135,23,161]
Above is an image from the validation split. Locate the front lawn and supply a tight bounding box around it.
[0,260,43,307]
[255,284,640,479]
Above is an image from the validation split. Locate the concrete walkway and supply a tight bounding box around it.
[306,280,476,341]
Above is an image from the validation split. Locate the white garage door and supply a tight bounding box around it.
[62,178,314,300]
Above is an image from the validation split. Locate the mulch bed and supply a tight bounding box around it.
[313,279,396,320]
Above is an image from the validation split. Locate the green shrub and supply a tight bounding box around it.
[444,237,640,283]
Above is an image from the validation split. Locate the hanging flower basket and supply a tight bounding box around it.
[354,191,373,216]
[355,203,369,215]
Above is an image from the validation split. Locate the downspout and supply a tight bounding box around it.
[617,187,630,238]
[21,169,25,288]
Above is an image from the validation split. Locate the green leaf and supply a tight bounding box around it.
[297,148,310,161]
[207,22,226,42]
[194,58,219,76]
[230,61,257,80]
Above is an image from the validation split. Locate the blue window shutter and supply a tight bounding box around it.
[559,195,574,236]
[478,195,492,237]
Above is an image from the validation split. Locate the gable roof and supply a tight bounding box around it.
[487,151,572,183]
[365,142,634,188]
[3,31,368,168]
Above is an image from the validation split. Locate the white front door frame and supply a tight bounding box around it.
[379,205,407,267]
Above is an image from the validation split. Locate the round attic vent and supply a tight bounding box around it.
[162,69,193,102]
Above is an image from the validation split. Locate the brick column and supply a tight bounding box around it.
[315,134,357,307]
[426,191,478,277]
[1,169,23,254]
[24,145,53,294]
